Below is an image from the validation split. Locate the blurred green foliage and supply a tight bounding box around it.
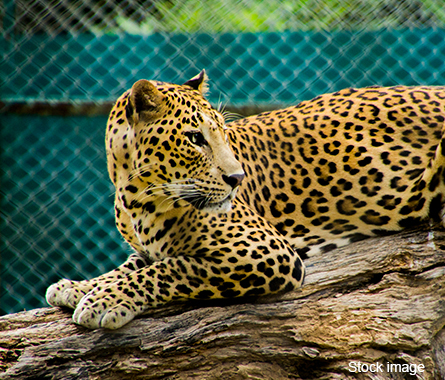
[112,0,445,34]
[13,0,445,35]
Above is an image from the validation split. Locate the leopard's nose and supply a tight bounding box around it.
[222,173,245,189]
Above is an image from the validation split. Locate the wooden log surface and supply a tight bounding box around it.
[1,223,445,379]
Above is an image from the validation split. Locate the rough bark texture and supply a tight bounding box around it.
[1,224,445,379]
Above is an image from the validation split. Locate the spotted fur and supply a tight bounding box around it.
[230,85,445,258]
[46,71,445,329]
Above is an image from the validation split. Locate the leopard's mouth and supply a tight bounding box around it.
[182,189,237,212]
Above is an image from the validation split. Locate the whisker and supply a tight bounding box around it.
[222,110,242,123]
[128,164,155,181]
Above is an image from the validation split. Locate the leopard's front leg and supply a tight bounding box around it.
[73,241,305,329]
[46,253,150,309]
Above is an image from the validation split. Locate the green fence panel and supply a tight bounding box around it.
[1,115,126,314]
[3,29,445,106]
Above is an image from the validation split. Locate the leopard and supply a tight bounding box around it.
[46,70,445,330]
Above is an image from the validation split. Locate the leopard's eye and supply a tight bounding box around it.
[185,131,208,147]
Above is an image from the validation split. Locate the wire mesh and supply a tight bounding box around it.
[2,0,445,315]
[1,115,128,314]
[3,0,445,105]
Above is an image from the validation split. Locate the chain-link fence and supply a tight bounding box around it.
[2,0,445,315]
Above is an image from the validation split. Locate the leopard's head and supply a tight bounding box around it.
[107,71,244,214]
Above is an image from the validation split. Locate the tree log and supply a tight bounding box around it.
[1,224,445,379]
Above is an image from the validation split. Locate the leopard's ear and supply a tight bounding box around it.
[183,70,209,96]
[126,79,165,125]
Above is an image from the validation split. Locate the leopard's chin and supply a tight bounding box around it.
[201,198,233,213]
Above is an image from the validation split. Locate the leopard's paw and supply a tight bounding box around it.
[72,287,142,329]
[45,279,88,309]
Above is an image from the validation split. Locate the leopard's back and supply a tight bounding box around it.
[228,86,445,257]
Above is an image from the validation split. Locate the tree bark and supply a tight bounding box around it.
[1,224,445,379]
